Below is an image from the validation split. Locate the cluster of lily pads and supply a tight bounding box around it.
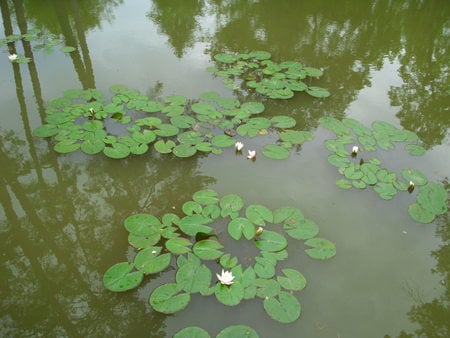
[33,85,314,159]
[319,117,448,223]
[103,189,336,324]
[2,29,75,63]
[207,50,330,99]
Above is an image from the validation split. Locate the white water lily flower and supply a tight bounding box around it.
[247,150,256,159]
[352,146,358,154]
[235,141,244,151]
[216,269,234,285]
[8,54,18,62]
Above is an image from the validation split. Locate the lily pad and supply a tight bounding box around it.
[215,282,244,306]
[134,247,171,274]
[405,144,426,156]
[179,215,213,236]
[401,169,428,186]
[408,203,436,224]
[271,116,297,128]
[273,206,304,224]
[176,262,211,293]
[166,238,192,254]
[154,140,175,154]
[193,189,220,205]
[124,214,161,236]
[254,230,288,252]
[416,182,448,215]
[304,238,336,259]
[149,283,191,314]
[254,278,280,298]
[263,291,301,323]
[220,194,245,217]
[54,140,80,153]
[193,239,224,260]
[103,262,144,292]
[216,325,259,338]
[277,268,307,291]
[246,205,273,225]
[336,179,352,189]
[173,144,197,158]
[228,217,256,240]
[262,144,290,160]
[103,143,130,159]
[173,327,210,338]
[306,86,330,98]
[283,218,319,240]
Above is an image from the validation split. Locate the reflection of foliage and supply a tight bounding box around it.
[388,180,449,338]
[0,124,214,336]
[388,1,450,148]
[148,0,204,58]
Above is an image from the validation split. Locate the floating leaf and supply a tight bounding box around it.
[211,134,235,147]
[182,201,202,215]
[273,206,304,224]
[128,232,160,249]
[401,169,428,186]
[408,203,436,224]
[173,327,210,338]
[193,239,224,260]
[328,154,351,168]
[374,182,397,200]
[240,102,265,115]
[60,46,76,53]
[284,218,319,240]
[34,124,59,137]
[228,217,255,240]
[220,254,238,269]
[176,262,211,293]
[216,325,259,338]
[173,144,197,158]
[179,215,213,236]
[254,278,280,298]
[262,144,290,160]
[154,140,175,154]
[103,262,143,292]
[416,182,448,215]
[214,282,244,306]
[306,86,330,98]
[277,269,306,291]
[270,116,296,128]
[220,194,244,217]
[405,144,426,156]
[149,283,190,314]
[263,291,301,323]
[54,140,80,153]
[304,238,336,259]
[214,53,238,64]
[280,130,313,144]
[166,238,192,254]
[193,189,220,205]
[336,179,352,189]
[254,230,287,252]
[134,247,171,274]
[124,214,161,236]
[246,205,273,225]
[80,138,105,154]
[103,143,130,159]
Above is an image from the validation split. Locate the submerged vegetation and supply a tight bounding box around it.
[103,189,335,325]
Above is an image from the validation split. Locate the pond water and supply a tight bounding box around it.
[0,0,449,337]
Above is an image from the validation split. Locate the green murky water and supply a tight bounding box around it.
[1,0,448,337]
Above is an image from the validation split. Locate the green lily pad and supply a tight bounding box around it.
[170,116,196,129]
[202,204,221,219]
[128,232,161,249]
[270,116,296,128]
[215,282,244,306]
[254,230,288,252]
[304,238,336,259]
[273,206,304,224]
[166,238,192,254]
[416,182,448,215]
[374,182,397,200]
[80,138,105,154]
[149,283,191,314]
[154,140,175,154]
[246,205,273,225]
[193,239,224,260]
[240,101,265,115]
[214,53,238,64]
[280,130,313,144]
[254,257,276,278]
[216,325,259,338]
[220,194,245,217]
[179,215,213,236]
[182,201,202,215]
[228,217,256,240]
[34,124,59,137]
[328,154,351,168]
[103,262,144,292]
[54,140,80,153]
[173,327,210,338]
[220,254,238,269]
[154,124,179,137]
[401,169,428,186]
[277,268,307,291]
[124,214,161,236]
[103,143,130,159]
[176,262,211,293]
[306,86,330,98]
[263,291,301,323]
[254,278,280,298]
[193,189,220,205]
[134,247,171,274]
[405,144,426,156]
[211,134,235,147]
[408,203,436,224]
[283,218,319,240]
[336,179,352,189]
[173,144,197,158]
[262,144,290,160]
